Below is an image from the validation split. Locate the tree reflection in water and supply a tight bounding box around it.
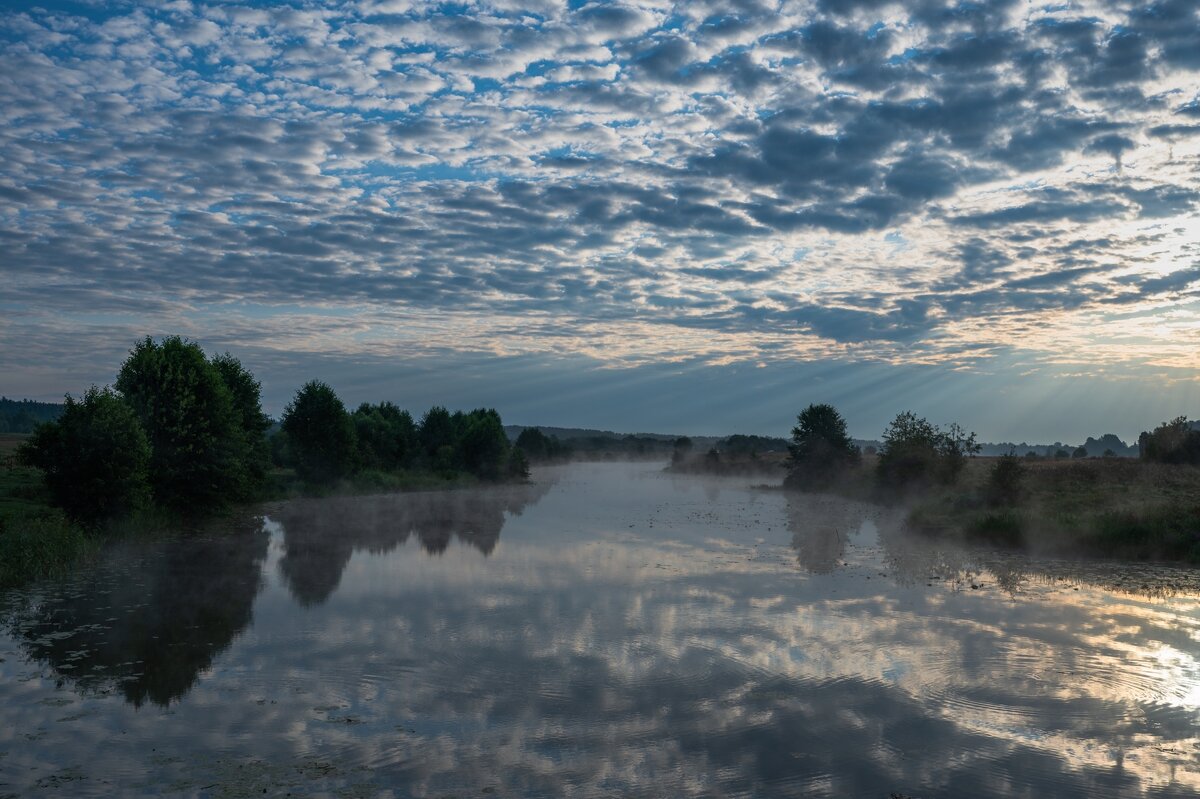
[272,480,553,606]
[2,515,270,707]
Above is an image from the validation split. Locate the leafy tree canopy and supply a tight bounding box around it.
[19,387,151,524]
[280,381,357,484]
[787,403,860,486]
[115,336,254,510]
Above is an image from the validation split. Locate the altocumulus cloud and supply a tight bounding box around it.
[1,0,1199,439]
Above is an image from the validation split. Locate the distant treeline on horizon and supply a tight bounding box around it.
[3,397,1179,458]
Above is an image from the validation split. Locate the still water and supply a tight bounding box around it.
[1,461,1198,797]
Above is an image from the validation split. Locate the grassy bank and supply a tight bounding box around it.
[896,457,1200,562]
[0,436,94,588]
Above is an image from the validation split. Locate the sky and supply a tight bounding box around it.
[1,0,1199,443]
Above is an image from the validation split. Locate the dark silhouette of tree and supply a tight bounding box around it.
[115,336,253,510]
[19,387,150,524]
[210,352,272,489]
[1139,416,1200,464]
[987,453,1025,506]
[280,380,357,483]
[459,408,511,479]
[1072,445,1088,459]
[419,406,455,460]
[516,427,569,462]
[786,403,860,488]
[877,411,979,486]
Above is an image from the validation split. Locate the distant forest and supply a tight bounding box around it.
[0,398,63,434]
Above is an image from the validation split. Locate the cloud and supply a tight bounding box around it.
[1,0,1199,434]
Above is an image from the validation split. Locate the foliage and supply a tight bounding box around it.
[418,406,456,459]
[1138,416,1200,465]
[516,427,570,462]
[787,403,860,486]
[877,411,979,486]
[210,352,272,488]
[723,434,788,455]
[353,401,416,470]
[670,435,693,464]
[1072,446,1088,459]
[116,336,255,510]
[18,387,151,524]
[986,453,1025,506]
[280,381,357,484]
[457,408,511,479]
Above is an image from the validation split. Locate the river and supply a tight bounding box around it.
[1,461,1198,797]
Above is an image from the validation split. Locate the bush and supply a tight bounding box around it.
[116,336,254,510]
[877,411,979,486]
[786,404,860,487]
[987,453,1025,506]
[19,387,151,524]
[280,381,357,484]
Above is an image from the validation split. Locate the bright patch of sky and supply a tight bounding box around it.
[2,0,1199,441]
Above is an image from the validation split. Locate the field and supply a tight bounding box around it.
[905,456,1200,562]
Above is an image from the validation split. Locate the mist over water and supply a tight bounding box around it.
[1,462,1198,797]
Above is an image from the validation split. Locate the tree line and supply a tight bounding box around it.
[785,403,980,490]
[18,336,525,527]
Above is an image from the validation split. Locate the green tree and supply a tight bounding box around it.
[210,353,271,489]
[458,408,511,479]
[19,387,151,524]
[419,406,455,460]
[787,403,860,487]
[115,336,250,510]
[353,401,415,470]
[1072,445,1088,459]
[280,381,357,483]
[1139,416,1200,464]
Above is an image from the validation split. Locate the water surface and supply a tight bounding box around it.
[2,461,1198,797]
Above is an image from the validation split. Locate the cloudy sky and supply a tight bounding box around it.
[2,0,1199,441]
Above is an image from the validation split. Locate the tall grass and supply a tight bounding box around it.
[0,512,94,590]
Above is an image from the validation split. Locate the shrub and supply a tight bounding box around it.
[987,453,1025,506]
[280,381,357,484]
[877,411,979,486]
[786,403,860,487]
[19,387,151,524]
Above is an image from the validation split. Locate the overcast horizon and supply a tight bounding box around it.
[3,0,1199,443]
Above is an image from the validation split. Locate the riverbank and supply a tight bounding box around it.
[783,454,1200,563]
[0,442,518,591]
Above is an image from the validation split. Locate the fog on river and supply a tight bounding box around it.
[1,461,1198,797]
